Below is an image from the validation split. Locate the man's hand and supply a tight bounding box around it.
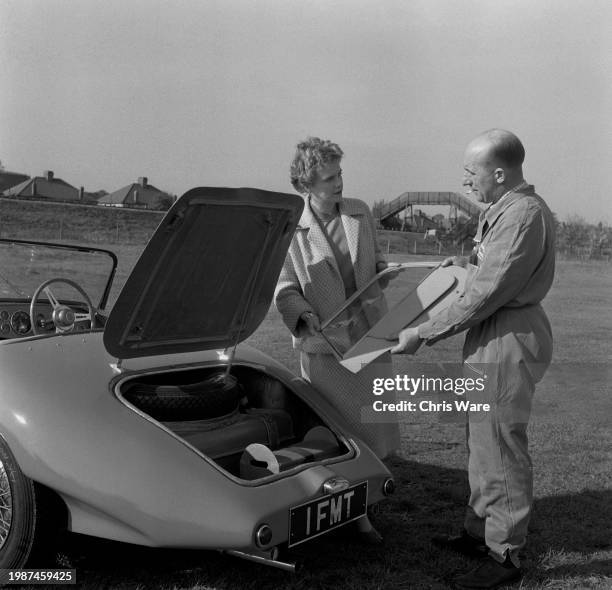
[441,256,468,268]
[299,311,321,336]
[390,326,423,355]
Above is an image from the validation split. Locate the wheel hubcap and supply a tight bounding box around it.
[0,459,13,548]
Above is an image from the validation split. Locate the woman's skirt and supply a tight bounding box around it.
[300,351,400,459]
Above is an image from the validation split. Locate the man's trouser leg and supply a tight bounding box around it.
[463,363,535,566]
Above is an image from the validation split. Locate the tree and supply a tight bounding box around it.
[372,199,386,219]
[155,192,176,211]
[445,215,478,246]
[557,215,590,254]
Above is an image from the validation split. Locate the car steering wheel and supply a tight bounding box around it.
[30,278,96,335]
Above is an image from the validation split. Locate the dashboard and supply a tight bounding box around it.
[0,301,95,339]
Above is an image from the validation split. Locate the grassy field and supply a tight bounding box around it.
[3,205,611,589]
[0,198,468,257]
[0,198,163,244]
[36,249,608,590]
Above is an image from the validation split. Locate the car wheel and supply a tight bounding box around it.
[0,439,48,569]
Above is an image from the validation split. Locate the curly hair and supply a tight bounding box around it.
[289,137,344,195]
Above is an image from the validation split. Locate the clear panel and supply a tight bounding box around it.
[320,263,438,358]
[0,240,116,308]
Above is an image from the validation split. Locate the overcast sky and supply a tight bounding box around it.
[1,0,610,222]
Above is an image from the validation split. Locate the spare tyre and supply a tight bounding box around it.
[123,372,243,421]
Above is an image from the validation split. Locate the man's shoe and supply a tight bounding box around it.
[431,529,488,558]
[455,555,522,589]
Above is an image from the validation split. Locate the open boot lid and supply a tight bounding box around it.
[104,187,303,360]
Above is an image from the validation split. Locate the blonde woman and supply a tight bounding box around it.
[274,137,400,544]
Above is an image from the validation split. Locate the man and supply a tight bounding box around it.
[391,129,555,589]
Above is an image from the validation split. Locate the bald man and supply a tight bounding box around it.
[392,129,555,589]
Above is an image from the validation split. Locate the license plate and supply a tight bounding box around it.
[288,481,368,547]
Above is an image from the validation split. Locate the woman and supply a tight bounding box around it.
[274,137,400,543]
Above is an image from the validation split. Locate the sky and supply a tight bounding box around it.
[1,0,611,223]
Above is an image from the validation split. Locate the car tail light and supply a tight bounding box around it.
[383,478,395,496]
[255,523,273,548]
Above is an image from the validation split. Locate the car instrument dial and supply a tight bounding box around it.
[10,311,31,335]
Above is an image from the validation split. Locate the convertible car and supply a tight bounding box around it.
[0,187,398,573]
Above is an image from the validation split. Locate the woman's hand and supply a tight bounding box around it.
[376,261,388,273]
[299,311,321,336]
[376,261,401,289]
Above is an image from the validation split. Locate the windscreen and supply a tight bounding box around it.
[0,239,116,308]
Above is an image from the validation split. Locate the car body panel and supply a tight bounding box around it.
[0,188,394,565]
[0,331,388,550]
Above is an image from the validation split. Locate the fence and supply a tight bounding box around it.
[379,230,611,262]
[556,247,611,262]
[378,230,470,258]
[0,198,163,245]
[2,198,609,261]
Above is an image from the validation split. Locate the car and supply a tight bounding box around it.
[0,187,397,574]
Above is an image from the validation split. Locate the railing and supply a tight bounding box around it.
[375,191,484,222]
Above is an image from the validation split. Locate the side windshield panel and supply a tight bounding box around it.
[0,240,116,308]
[320,264,436,357]
[320,263,466,373]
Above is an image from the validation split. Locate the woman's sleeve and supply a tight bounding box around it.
[274,249,314,337]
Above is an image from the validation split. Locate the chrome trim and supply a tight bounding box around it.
[0,455,12,548]
[224,549,295,573]
[323,477,350,494]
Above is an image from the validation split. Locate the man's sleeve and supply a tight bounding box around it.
[418,204,545,344]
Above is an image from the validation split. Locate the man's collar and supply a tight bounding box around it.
[483,182,534,226]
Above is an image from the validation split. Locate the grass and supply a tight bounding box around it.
[0,197,163,245]
[3,205,611,589]
[43,255,610,590]
[243,257,612,590]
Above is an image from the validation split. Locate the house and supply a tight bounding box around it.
[0,170,30,193]
[402,209,439,232]
[3,170,81,202]
[98,177,172,209]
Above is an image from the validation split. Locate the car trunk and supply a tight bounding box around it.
[117,364,350,480]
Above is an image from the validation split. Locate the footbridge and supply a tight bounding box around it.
[375,191,484,223]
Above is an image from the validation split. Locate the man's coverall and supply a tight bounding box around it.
[417,184,556,565]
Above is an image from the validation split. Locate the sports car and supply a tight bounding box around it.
[0,187,396,574]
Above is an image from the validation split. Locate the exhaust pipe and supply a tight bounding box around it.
[224,549,297,573]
